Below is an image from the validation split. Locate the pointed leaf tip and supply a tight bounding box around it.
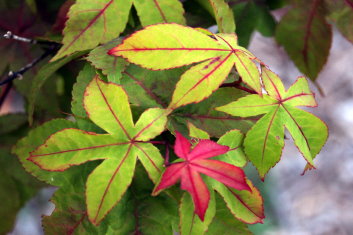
[110,24,263,108]
[174,131,191,159]
[218,69,327,179]
[154,131,249,221]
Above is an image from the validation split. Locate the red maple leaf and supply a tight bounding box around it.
[153,131,251,220]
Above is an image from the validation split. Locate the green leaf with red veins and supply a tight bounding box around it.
[86,38,128,83]
[217,67,328,179]
[172,87,255,137]
[153,131,250,221]
[52,0,133,61]
[195,0,235,33]
[28,76,168,225]
[206,195,252,235]
[188,122,210,140]
[179,191,216,235]
[13,119,77,187]
[217,130,247,168]
[109,24,262,108]
[117,65,255,137]
[133,0,186,26]
[121,65,185,108]
[210,179,264,224]
[42,165,136,235]
[71,64,102,132]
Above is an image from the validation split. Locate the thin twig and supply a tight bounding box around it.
[0,48,57,86]
[0,32,61,110]
[0,31,61,86]
[4,31,61,47]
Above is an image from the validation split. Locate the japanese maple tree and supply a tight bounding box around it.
[0,0,346,234]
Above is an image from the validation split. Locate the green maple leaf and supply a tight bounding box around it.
[217,67,328,179]
[86,38,256,138]
[109,23,263,109]
[28,76,168,225]
[52,0,186,61]
[195,0,235,33]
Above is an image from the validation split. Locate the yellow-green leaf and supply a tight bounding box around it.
[133,0,186,26]
[52,0,133,61]
[110,24,262,108]
[217,68,328,179]
[28,76,168,225]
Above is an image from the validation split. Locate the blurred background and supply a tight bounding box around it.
[1,0,353,234]
[248,25,353,235]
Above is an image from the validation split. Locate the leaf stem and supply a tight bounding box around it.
[220,78,257,94]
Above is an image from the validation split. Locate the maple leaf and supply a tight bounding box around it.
[153,131,250,221]
[275,1,332,80]
[187,126,265,225]
[195,0,235,33]
[28,76,168,225]
[51,0,186,61]
[109,23,262,109]
[217,66,328,179]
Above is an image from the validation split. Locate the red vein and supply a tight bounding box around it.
[71,9,102,16]
[191,162,238,182]
[234,52,257,90]
[226,186,261,218]
[30,142,130,157]
[182,114,259,121]
[93,144,133,222]
[281,105,311,153]
[133,143,161,173]
[132,112,165,140]
[123,71,166,107]
[115,48,231,52]
[261,106,280,166]
[302,0,320,67]
[263,69,282,100]
[217,35,236,51]
[187,166,201,215]
[281,93,313,103]
[153,0,167,23]
[231,103,277,109]
[60,0,114,54]
[67,213,87,235]
[171,52,233,108]
[96,78,132,139]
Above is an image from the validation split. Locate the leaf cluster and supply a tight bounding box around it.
[1,0,347,234]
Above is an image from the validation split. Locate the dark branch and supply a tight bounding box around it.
[0,31,61,87]
[0,32,61,110]
[0,47,57,86]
